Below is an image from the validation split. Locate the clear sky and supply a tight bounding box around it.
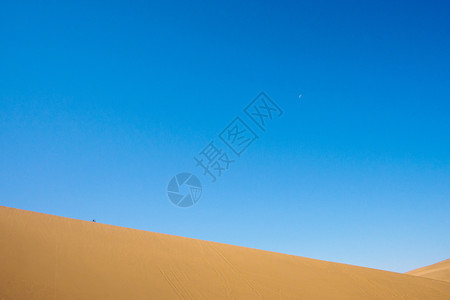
[1,0,449,273]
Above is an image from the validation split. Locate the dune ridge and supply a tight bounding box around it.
[406,259,450,283]
[1,205,450,299]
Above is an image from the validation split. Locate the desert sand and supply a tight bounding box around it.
[1,205,450,299]
[406,259,450,283]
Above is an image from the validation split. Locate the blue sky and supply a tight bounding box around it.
[1,0,449,273]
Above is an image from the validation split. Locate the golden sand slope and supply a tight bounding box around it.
[406,259,450,283]
[1,206,450,299]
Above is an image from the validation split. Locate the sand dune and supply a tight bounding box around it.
[406,259,450,283]
[1,206,450,299]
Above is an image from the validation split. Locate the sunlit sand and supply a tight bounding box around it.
[1,206,449,299]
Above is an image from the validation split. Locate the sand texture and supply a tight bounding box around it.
[1,206,450,299]
[406,259,450,283]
